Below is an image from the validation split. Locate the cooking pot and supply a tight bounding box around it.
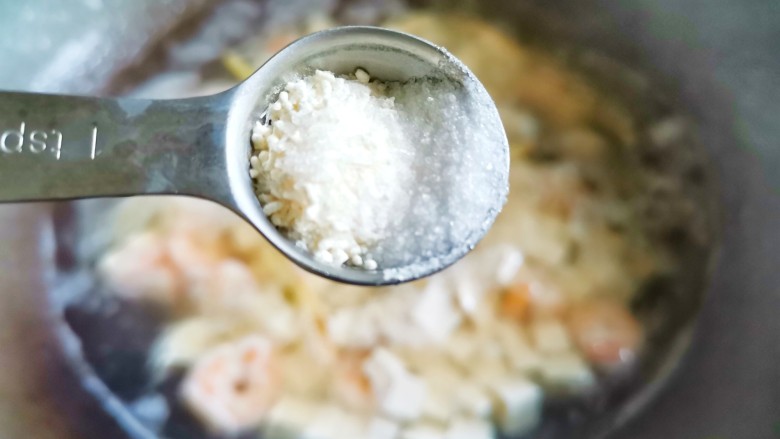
[0,0,777,438]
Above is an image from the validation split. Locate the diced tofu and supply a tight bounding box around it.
[302,405,366,439]
[240,293,299,345]
[488,379,543,437]
[422,388,455,423]
[490,245,525,286]
[258,303,299,344]
[493,322,541,373]
[364,349,427,421]
[365,348,408,381]
[366,417,400,439]
[405,351,491,424]
[263,397,320,439]
[530,319,572,353]
[327,307,379,348]
[448,247,524,319]
[277,348,329,396]
[445,330,480,366]
[381,371,426,421]
[512,213,570,266]
[396,347,452,374]
[400,423,448,439]
[380,316,427,347]
[411,278,462,343]
[446,418,495,439]
[373,289,429,348]
[453,383,493,418]
[409,357,463,423]
[471,358,512,390]
[446,328,505,371]
[452,269,485,316]
[538,353,596,393]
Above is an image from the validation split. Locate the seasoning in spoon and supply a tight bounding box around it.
[250,68,507,276]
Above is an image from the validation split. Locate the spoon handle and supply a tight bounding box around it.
[0,90,232,203]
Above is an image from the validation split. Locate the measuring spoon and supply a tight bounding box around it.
[0,26,509,286]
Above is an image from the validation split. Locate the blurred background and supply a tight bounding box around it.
[0,1,778,438]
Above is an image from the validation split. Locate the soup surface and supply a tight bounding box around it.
[87,9,712,439]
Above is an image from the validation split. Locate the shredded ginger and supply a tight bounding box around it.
[250,69,413,269]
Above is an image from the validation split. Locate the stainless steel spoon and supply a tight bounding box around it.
[0,26,508,286]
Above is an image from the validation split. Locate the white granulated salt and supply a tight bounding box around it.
[250,69,413,269]
[250,68,507,277]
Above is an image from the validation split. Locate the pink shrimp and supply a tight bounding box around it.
[567,300,643,369]
[98,231,182,305]
[331,351,376,413]
[181,335,281,433]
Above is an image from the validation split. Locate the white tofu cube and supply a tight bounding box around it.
[494,322,542,373]
[381,373,427,422]
[491,245,525,286]
[400,424,448,439]
[263,397,320,439]
[327,308,379,348]
[472,358,511,389]
[241,294,299,345]
[411,278,462,343]
[452,269,485,316]
[488,379,543,437]
[303,405,365,439]
[415,358,463,423]
[364,348,407,383]
[446,329,504,370]
[364,348,427,421]
[422,389,455,423]
[278,349,328,395]
[539,353,596,393]
[445,330,479,366]
[373,290,428,348]
[453,383,493,418]
[366,417,400,439]
[446,418,495,439]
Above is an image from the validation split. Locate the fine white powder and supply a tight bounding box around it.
[250,70,413,269]
[250,68,507,278]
